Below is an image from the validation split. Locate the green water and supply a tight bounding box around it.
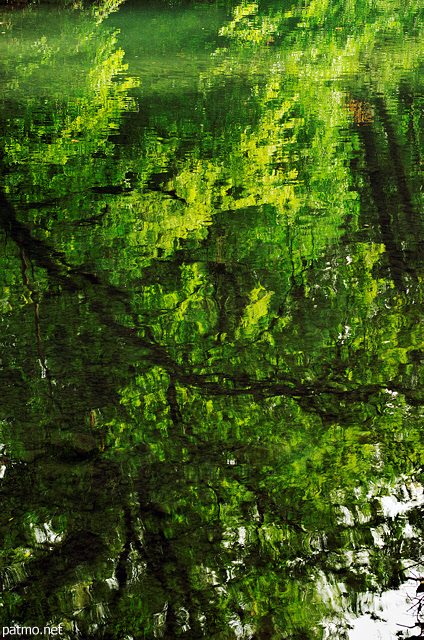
[1,0,424,637]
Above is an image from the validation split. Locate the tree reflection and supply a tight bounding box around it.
[2,0,424,638]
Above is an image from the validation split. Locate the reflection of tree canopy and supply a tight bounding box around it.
[2,0,424,637]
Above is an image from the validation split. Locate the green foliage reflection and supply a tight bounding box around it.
[1,0,424,638]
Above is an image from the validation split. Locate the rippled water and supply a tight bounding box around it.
[1,0,424,638]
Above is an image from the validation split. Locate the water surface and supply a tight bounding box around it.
[1,0,424,638]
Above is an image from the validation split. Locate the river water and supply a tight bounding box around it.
[1,1,424,638]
